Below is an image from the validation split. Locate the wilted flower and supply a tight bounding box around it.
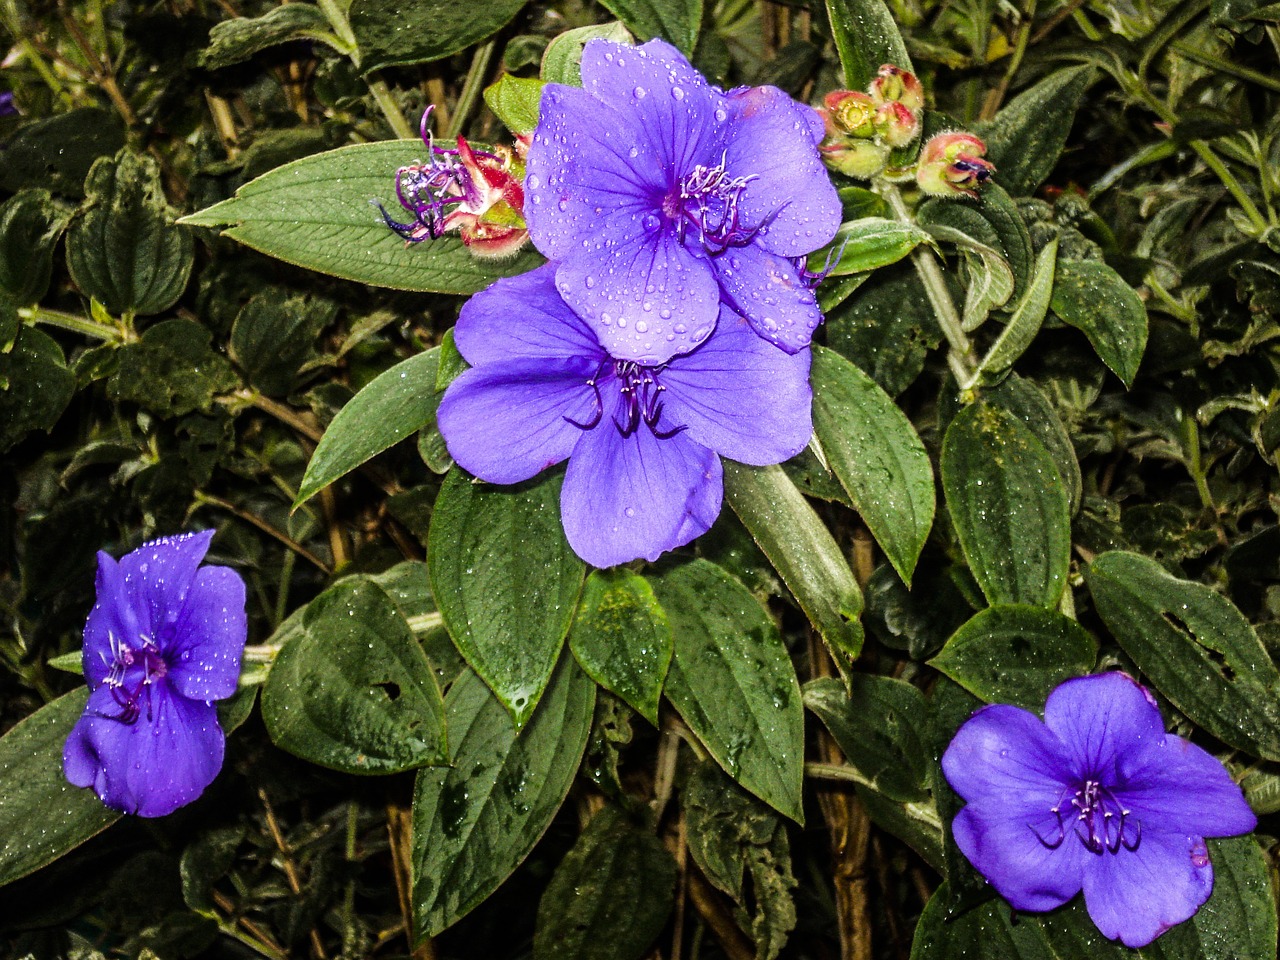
[874,100,919,148]
[436,264,813,568]
[378,110,529,259]
[524,38,841,362]
[869,65,924,112]
[916,131,995,198]
[63,531,247,817]
[942,672,1256,948]
[821,90,878,139]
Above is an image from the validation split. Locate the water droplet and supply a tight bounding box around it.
[642,301,653,312]
[659,308,672,319]
[673,323,687,334]
[527,174,540,189]
[633,85,647,99]
[557,198,569,212]
[617,316,628,328]
[628,147,639,159]
[672,86,685,100]
[625,507,636,518]
[601,312,613,326]
[642,213,660,231]
[692,325,710,341]
[636,320,648,332]
[715,108,727,122]
[584,276,595,288]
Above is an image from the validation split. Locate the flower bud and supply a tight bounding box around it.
[870,65,924,112]
[875,100,920,148]
[820,90,878,139]
[916,132,995,198]
[819,138,891,179]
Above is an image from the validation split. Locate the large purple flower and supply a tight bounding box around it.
[942,672,1256,947]
[524,38,841,364]
[63,531,247,818]
[436,263,812,568]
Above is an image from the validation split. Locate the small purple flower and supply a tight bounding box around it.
[524,38,841,364]
[0,92,16,118]
[942,672,1256,947]
[436,263,812,568]
[63,531,247,818]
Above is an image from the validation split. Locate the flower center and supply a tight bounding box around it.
[564,361,687,439]
[102,631,168,725]
[664,155,759,253]
[1034,779,1142,855]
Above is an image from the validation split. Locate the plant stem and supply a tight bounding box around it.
[1181,411,1215,512]
[19,305,122,341]
[368,77,416,139]
[446,38,496,139]
[1189,140,1270,234]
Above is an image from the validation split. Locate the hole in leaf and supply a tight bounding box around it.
[374,680,401,701]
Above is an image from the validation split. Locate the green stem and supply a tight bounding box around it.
[19,305,121,341]
[314,0,358,52]
[367,77,416,140]
[1181,412,1215,511]
[446,38,496,139]
[18,38,75,108]
[1189,140,1270,234]
[1170,39,1280,95]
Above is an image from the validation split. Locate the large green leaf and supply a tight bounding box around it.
[918,185,1034,299]
[941,402,1071,608]
[199,4,346,69]
[65,149,193,317]
[976,237,1058,384]
[296,348,440,506]
[811,345,935,583]
[568,568,672,726]
[261,578,447,774]
[722,461,864,663]
[0,326,76,452]
[180,141,542,294]
[652,559,805,822]
[411,658,595,939]
[824,0,912,90]
[810,217,932,278]
[1050,259,1148,387]
[929,605,1097,710]
[0,189,68,306]
[349,0,528,72]
[1086,551,1280,761]
[533,806,676,960]
[597,0,702,54]
[985,374,1082,515]
[428,469,585,728]
[0,688,120,887]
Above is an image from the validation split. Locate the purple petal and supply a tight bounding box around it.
[453,264,607,367]
[1116,735,1257,838]
[557,226,720,365]
[713,243,825,352]
[560,391,722,567]
[439,358,602,484]
[1081,831,1214,947]
[82,552,144,688]
[942,703,1075,805]
[660,308,812,464]
[1044,673,1165,781]
[120,531,216,643]
[64,685,224,817]
[722,85,841,258]
[166,567,247,701]
[952,798,1090,911]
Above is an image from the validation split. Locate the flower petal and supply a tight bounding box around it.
[557,225,720,365]
[713,244,825,352]
[1081,831,1214,948]
[166,566,247,702]
[561,392,722,567]
[453,263,605,367]
[660,308,812,464]
[942,703,1075,806]
[64,685,224,817]
[1117,734,1257,838]
[82,552,144,688]
[952,798,1090,911]
[120,531,216,642]
[1044,673,1165,781]
[723,84,841,258]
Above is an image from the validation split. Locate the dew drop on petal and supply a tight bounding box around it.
[527,174,541,189]
[633,86,647,99]
[557,199,569,212]
[625,507,636,518]
[715,108,727,122]
[636,320,648,332]
[659,308,672,319]
[584,276,595,289]
[672,86,685,101]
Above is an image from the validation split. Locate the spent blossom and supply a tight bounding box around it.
[63,531,247,817]
[524,38,841,362]
[436,264,813,568]
[942,672,1256,947]
[916,132,995,198]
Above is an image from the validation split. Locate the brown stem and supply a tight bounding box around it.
[259,789,327,959]
[198,492,332,574]
[687,870,755,960]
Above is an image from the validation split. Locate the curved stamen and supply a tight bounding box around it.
[671,153,761,253]
[1038,779,1142,855]
[564,370,605,430]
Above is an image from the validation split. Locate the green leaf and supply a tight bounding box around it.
[976,66,1094,198]
[428,469,585,728]
[941,402,1071,608]
[107,319,238,418]
[921,223,1014,331]
[261,578,447,774]
[199,4,346,69]
[180,141,542,294]
[1050,259,1148,387]
[803,676,930,803]
[350,0,528,72]
[533,806,676,960]
[0,189,69,305]
[65,149,194,317]
[0,107,125,197]
[811,345,935,583]
[231,292,336,397]
[296,348,440,506]
[596,0,703,55]
[976,237,1058,384]
[929,605,1097,710]
[810,217,932,277]
[984,374,1082,515]
[824,0,912,91]
[541,22,634,86]
[0,326,76,452]
[722,461,864,664]
[1086,551,1280,761]
[909,880,1050,960]
[918,185,1033,299]
[482,74,547,136]
[568,569,672,726]
[0,688,120,887]
[411,658,595,939]
[652,559,805,822]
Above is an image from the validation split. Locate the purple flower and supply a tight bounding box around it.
[524,38,841,364]
[436,263,812,568]
[942,672,1257,947]
[0,92,16,118]
[63,531,247,818]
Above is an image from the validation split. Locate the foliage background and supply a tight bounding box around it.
[3,0,1280,957]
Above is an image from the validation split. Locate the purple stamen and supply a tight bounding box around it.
[667,154,760,253]
[99,636,168,725]
[563,361,686,439]
[374,106,479,243]
[1034,779,1141,855]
